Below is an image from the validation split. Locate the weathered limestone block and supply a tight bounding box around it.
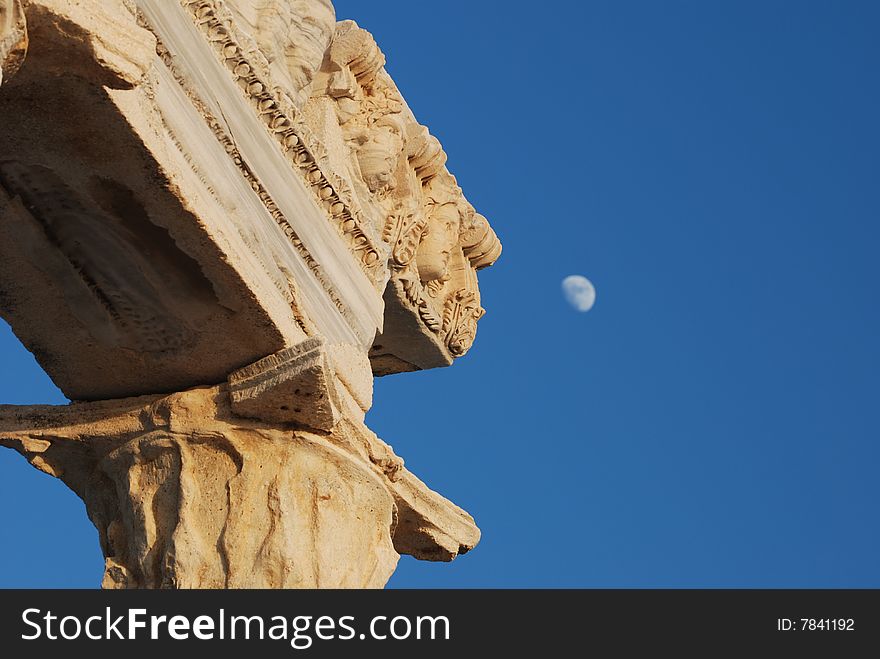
[228,337,346,430]
[0,0,498,589]
[0,387,479,588]
[23,0,156,88]
[99,432,399,589]
[228,336,376,429]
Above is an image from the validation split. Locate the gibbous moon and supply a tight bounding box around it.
[561,275,596,312]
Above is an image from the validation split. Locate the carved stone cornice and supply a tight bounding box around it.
[315,20,501,367]
[138,3,500,365]
[171,0,387,288]
[149,33,358,330]
[0,0,495,590]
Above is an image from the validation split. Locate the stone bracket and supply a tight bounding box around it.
[228,337,344,431]
[390,471,481,562]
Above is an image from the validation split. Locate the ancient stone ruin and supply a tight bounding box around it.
[0,0,500,588]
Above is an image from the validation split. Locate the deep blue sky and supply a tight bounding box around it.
[2,0,879,588]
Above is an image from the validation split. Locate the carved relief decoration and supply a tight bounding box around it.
[315,20,501,359]
[443,288,485,358]
[138,1,386,293]
[135,2,500,360]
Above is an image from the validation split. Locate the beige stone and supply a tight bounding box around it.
[0,0,498,589]
[0,387,479,588]
[228,337,346,430]
[0,1,27,86]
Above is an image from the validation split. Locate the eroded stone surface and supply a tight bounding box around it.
[228,337,346,430]
[0,0,497,589]
[0,387,479,588]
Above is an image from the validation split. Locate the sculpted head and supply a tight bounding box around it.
[357,121,404,193]
[416,202,461,283]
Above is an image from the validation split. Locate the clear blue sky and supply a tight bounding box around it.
[2,0,879,588]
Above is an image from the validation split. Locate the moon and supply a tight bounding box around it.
[561,275,596,312]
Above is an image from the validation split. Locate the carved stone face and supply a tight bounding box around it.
[357,127,403,192]
[416,203,460,282]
